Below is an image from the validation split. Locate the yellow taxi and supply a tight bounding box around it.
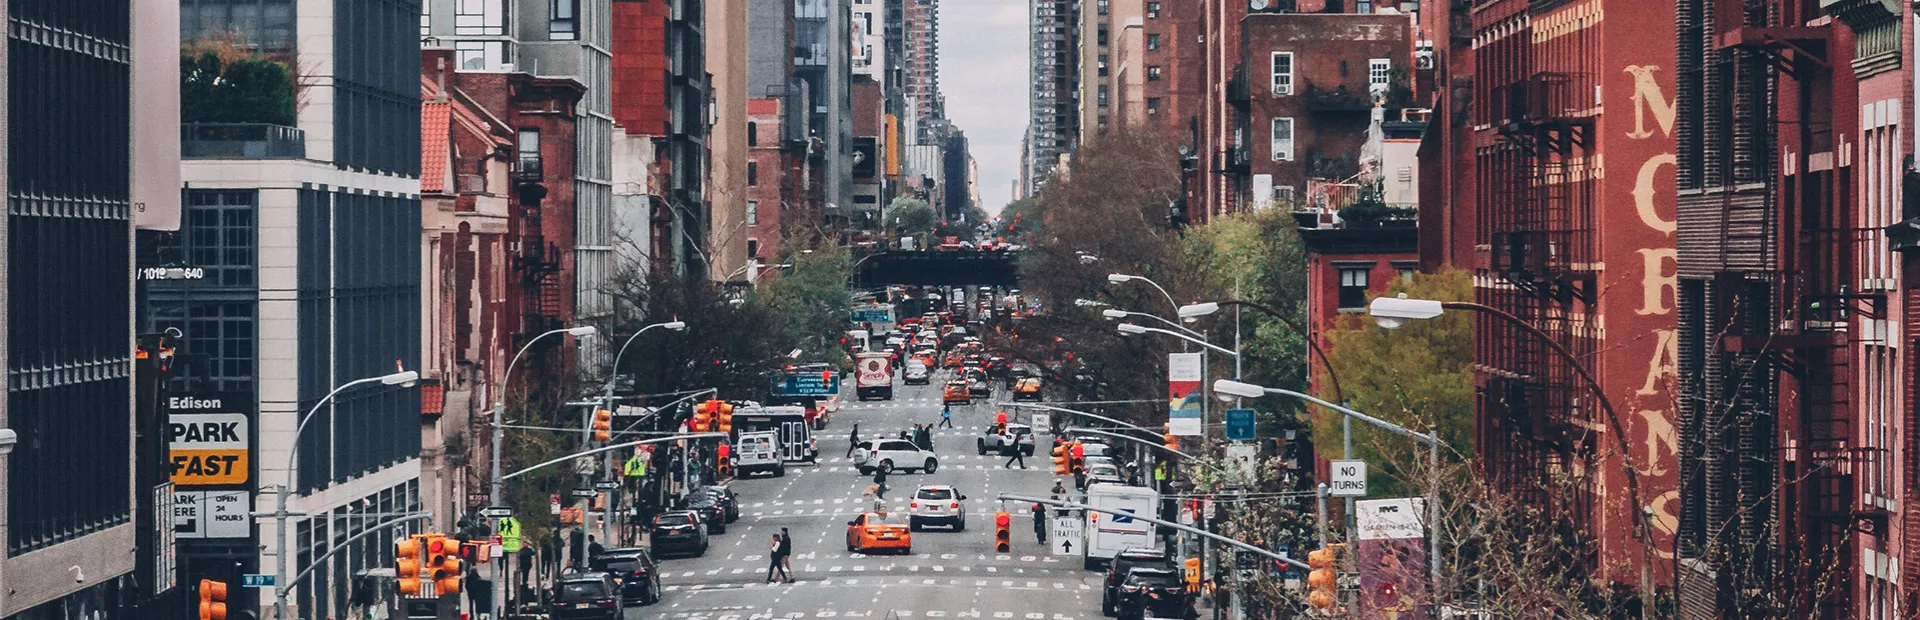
[942,380,972,405]
[1012,377,1043,401]
[914,349,939,368]
[845,511,912,554]
[944,351,966,369]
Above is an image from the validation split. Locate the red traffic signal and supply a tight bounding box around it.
[993,511,1011,553]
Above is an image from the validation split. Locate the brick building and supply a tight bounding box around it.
[611,0,708,279]
[1136,0,1203,137]
[747,97,790,270]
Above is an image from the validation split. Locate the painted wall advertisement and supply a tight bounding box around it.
[1167,353,1203,436]
[1356,498,1429,619]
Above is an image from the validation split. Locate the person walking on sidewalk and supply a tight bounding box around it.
[1001,437,1027,469]
[766,534,790,582]
[938,405,954,428]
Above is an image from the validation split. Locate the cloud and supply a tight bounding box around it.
[939,0,1031,211]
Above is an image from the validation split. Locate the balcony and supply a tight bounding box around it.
[1223,146,1252,173]
[181,123,306,159]
[513,155,544,184]
[1226,65,1251,109]
[1302,82,1373,113]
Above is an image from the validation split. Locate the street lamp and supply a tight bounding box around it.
[1213,378,1443,603]
[488,324,595,620]
[1073,298,1110,308]
[1116,323,1240,358]
[1103,308,1206,339]
[274,369,421,618]
[600,320,687,544]
[1364,294,1657,605]
[1106,273,1180,315]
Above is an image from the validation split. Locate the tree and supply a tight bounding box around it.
[181,38,297,126]
[1316,267,1474,497]
[752,244,854,367]
[884,197,937,238]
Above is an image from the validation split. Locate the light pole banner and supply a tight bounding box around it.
[1356,498,1430,619]
[1168,353,1204,436]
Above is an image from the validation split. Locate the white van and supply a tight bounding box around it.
[1082,483,1158,569]
[734,431,785,477]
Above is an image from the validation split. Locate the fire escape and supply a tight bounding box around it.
[514,152,564,343]
[1482,60,1599,540]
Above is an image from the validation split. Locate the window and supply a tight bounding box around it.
[1338,267,1371,310]
[1271,118,1294,161]
[517,129,541,173]
[1098,85,1109,107]
[1274,185,1297,204]
[1146,1,1160,17]
[454,0,505,35]
[455,40,506,71]
[1369,58,1390,93]
[550,0,578,40]
[1271,52,1293,95]
[1147,34,1161,51]
[747,201,759,225]
[1099,54,1109,77]
[747,239,761,260]
[1146,98,1162,114]
[1147,66,1162,81]
[748,122,758,146]
[747,161,758,186]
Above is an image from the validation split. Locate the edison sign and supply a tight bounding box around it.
[169,394,250,486]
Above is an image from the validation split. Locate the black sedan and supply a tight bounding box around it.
[703,484,740,523]
[1114,568,1193,620]
[685,492,730,534]
[649,511,709,557]
[589,547,662,605]
[549,572,624,619]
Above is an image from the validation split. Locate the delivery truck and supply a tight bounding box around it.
[854,351,895,400]
[1082,482,1159,570]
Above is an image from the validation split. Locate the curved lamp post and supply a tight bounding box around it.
[599,321,686,543]
[1178,300,1345,405]
[274,369,420,619]
[488,325,595,620]
[1116,323,1241,358]
[1106,273,1180,315]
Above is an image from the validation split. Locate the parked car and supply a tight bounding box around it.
[549,572,624,619]
[846,511,913,554]
[908,485,968,531]
[1114,567,1193,620]
[903,360,931,385]
[1101,548,1173,616]
[977,423,1035,456]
[588,548,662,606]
[703,484,740,522]
[942,380,972,405]
[684,492,729,534]
[649,511,709,557]
[855,438,940,474]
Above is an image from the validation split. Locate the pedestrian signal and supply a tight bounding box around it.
[1183,557,1201,593]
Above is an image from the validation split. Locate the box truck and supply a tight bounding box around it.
[854,352,895,400]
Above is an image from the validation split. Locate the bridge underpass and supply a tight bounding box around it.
[851,249,1021,288]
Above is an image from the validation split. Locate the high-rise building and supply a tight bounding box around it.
[610,0,709,279]
[0,0,150,615]
[171,0,426,618]
[902,0,942,132]
[795,0,855,224]
[708,0,751,280]
[1027,0,1077,192]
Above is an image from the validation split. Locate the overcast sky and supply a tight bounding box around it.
[940,0,1028,215]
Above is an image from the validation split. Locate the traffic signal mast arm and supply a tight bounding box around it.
[1064,428,1230,475]
[997,402,1162,437]
[999,494,1311,571]
[283,512,433,597]
[502,433,728,481]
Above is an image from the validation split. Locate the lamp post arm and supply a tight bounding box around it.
[502,433,727,481]
[284,375,388,493]
[1215,299,1345,405]
[1438,301,1652,545]
[1139,279,1180,316]
[1260,388,1438,447]
[1139,326,1241,358]
[996,402,1159,436]
[1126,311,1208,339]
[608,323,670,394]
[502,327,578,407]
[1000,495,1311,571]
[616,388,718,434]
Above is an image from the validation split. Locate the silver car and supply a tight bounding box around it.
[908,485,968,531]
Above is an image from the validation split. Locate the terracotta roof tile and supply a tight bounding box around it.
[421,101,451,194]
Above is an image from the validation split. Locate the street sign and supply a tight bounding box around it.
[1224,443,1257,481]
[549,494,563,515]
[593,481,621,491]
[241,574,276,588]
[1235,550,1262,571]
[498,517,523,553]
[1030,413,1050,430]
[479,506,513,518]
[772,372,840,397]
[570,489,597,498]
[1049,515,1083,556]
[1329,460,1368,497]
[852,308,891,323]
[1225,408,1256,440]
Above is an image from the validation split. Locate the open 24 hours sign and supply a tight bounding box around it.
[169,393,251,486]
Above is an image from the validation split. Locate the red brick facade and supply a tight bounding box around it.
[747,97,787,268]
[1240,13,1410,206]
[611,0,671,136]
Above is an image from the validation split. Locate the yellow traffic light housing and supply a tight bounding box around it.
[396,535,424,595]
[1307,546,1338,609]
[692,400,715,432]
[1164,433,1179,452]
[197,579,228,620]
[1052,443,1071,474]
[592,408,614,442]
[1182,557,1201,593]
[718,402,735,433]
[994,511,1012,552]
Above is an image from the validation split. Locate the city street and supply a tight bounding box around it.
[633,374,1100,619]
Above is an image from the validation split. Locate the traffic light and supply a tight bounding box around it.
[995,411,1008,425]
[692,399,717,432]
[427,534,463,595]
[197,579,228,620]
[1182,557,1201,593]
[1052,442,1071,474]
[1069,441,1085,471]
[718,401,735,433]
[1307,546,1339,610]
[1163,433,1180,452]
[592,408,614,442]
[994,511,1011,552]
[396,534,424,595]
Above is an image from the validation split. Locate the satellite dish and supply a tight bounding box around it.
[1250,0,1269,9]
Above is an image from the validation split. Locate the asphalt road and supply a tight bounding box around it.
[629,373,1103,619]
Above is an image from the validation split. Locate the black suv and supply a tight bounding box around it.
[588,547,662,606]
[703,484,740,523]
[1114,567,1192,620]
[649,511,710,557]
[1101,547,1172,616]
[685,492,729,534]
[549,572,623,619]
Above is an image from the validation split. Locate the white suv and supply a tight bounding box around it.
[854,439,939,474]
[908,485,968,531]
